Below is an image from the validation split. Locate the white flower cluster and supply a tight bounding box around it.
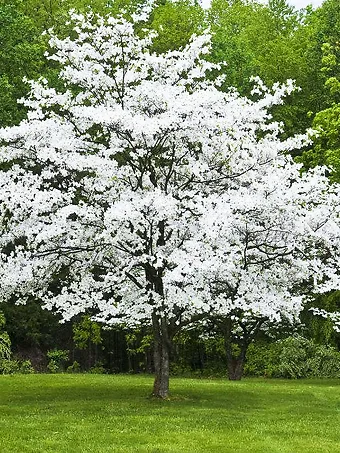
[1,11,340,334]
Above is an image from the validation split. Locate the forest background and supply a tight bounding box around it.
[1,0,340,380]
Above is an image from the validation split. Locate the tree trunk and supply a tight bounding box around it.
[227,355,245,381]
[223,317,248,381]
[152,336,170,398]
[152,315,171,398]
[225,338,249,381]
[145,261,172,398]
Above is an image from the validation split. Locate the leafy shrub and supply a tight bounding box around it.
[278,336,314,378]
[88,362,106,374]
[0,311,16,374]
[0,359,34,374]
[0,332,11,361]
[279,336,340,378]
[244,342,282,378]
[170,362,194,377]
[307,344,340,378]
[66,361,81,373]
[0,312,11,362]
[18,359,35,374]
[47,349,69,373]
[245,336,340,379]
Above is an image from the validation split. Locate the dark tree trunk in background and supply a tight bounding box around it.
[223,317,248,381]
[226,349,247,381]
[152,314,171,398]
[222,316,264,381]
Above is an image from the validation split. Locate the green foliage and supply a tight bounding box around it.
[47,349,69,373]
[0,76,16,126]
[194,334,226,377]
[72,315,103,370]
[278,336,317,378]
[88,362,106,374]
[0,0,151,129]
[0,312,12,368]
[0,299,69,353]
[0,311,34,374]
[66,360,81,373]
[73,315,102,350]
[125,329,153,372]
[0,335,12,368]
[245,336,340,379]
[244,342,281,378]
[17,0,112,31]
[0,359,34,374]
[171,330,226,377]
[126,331,151,356]
[0,1,46,126]
[279,336,340,378]
[149,0,205,53]
[208,0,314,135]
[302,291,340,347]
[208,0,259,93]
[298,0,340,171]
[300,41,340,180]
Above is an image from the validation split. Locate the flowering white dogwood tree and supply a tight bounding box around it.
[0,10,340,395]
[173,159,340,378]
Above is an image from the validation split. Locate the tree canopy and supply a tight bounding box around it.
[1,4,340,394]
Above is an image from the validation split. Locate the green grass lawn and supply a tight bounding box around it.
[0,375,339,452]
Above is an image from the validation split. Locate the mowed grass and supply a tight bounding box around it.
[0,375,340,453]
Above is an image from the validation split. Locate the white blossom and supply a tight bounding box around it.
[0,11,340,343]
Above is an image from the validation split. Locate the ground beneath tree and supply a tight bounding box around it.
[0,374,339,452]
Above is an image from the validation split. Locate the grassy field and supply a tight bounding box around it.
[0,375,339,452]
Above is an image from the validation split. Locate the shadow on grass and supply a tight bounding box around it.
[1,374,338,414]
[1,375,340,453]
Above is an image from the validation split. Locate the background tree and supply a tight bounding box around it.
[73,315,103,369]
[0,2,45,126]
[295,0,340,143]
[149,0,205,53]
[300,42,340,180]
[208,0,316,136]
[175,132,340,379]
